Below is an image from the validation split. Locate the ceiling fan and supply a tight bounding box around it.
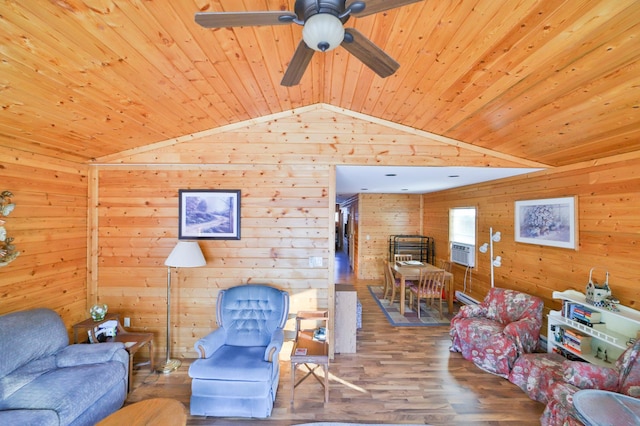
[195,0,423,86]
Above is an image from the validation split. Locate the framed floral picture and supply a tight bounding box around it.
[178,189,241,240]
[514,196,577,249]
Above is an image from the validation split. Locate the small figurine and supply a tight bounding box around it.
[586,268,613,308]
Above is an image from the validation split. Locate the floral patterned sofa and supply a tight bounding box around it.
[449,287,543,378]
[509,339,640,425]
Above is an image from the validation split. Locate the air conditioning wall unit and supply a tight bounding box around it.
[451,242,475,267]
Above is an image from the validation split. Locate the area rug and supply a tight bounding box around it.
[296,423,426,425]
[368,285,453,326]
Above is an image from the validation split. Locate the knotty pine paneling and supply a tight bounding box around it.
[93,165,332,359]
[105,106,540,169]
[4,1,640,169]
[357,193,423,280]
[94,106,537,359]
[422,154,640,336]
[0,148,89,337]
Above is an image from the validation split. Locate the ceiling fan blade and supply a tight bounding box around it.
[195,11,296,28]
[341,28,399,78]
[348,0,423,18]
[281,40,315,86]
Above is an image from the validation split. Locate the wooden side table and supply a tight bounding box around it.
[73,313,154,393]
[291,310,329,404]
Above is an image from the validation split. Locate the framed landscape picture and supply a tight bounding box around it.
[178,189,241,240]
[514,196,577,249]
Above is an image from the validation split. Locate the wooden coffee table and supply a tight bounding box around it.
[96,398,186,426]
[291,311,329,404]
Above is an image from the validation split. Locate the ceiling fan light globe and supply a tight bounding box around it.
[302,13,344,52]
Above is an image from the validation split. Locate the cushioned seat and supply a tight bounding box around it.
[509,340,640,425]
[0,308,129,426]
[509,352,566,404]
[188,284,289,418]
[449,287,543,378]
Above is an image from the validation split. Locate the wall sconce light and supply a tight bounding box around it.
[479,227,501,287]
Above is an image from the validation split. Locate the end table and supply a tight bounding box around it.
[73,313,154,393]
[290,310,329,404]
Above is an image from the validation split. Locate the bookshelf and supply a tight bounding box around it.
[548,290,640,366]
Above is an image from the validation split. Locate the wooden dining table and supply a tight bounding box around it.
[392,262,455,315]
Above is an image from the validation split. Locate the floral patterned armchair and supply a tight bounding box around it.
[539,339,640,426]
[449,287,543,378]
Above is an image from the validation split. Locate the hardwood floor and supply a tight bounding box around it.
[125,251,545,425]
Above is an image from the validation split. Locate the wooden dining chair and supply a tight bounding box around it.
[394,254,412,262]
[384,260,411,304]
[381,259,393,300]
[408,268,446,319]
[383,260,397,301]
[439,259,452,272]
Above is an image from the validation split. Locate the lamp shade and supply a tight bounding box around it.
[302,13,344,52]
[165,241,206,268]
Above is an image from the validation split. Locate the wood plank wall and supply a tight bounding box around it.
[95,106,530,358]
[421,153,640,321]
[356,193,423,280]
[93,165,333,358]
[11,105,627,358]
[0,148,89,336]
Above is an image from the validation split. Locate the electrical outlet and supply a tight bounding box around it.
[124,317,130,327]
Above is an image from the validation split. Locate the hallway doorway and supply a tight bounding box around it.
[335,250,354,283]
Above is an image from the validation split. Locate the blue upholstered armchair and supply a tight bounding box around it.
[188,284,290,418]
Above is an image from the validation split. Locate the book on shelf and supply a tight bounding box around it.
[572,316,607,330]
[294,348,307,356]
[571,305,602,323]
[562,328,592,354]
[553,345,582,361]
[562,301,602,323]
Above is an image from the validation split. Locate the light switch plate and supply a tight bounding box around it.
[308,256,323,267]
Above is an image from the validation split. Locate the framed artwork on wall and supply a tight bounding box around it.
[179,189,241,240]
[514,196,577,249]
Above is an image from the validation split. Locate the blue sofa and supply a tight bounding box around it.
[0,308,129,425]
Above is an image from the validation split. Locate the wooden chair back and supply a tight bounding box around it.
[439,259,452,272]
[410,268,447,319]
[382,259,396,301]
[394,254,413,262]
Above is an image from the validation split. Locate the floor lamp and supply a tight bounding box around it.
[159,241,206,374]
[479,227,502,288]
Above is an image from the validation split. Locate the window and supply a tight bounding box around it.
[449,207,476,245]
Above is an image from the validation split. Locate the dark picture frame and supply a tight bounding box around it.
[514,196,577,249]
[178,189,241,240]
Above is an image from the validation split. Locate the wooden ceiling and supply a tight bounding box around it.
[2,0,639,166]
